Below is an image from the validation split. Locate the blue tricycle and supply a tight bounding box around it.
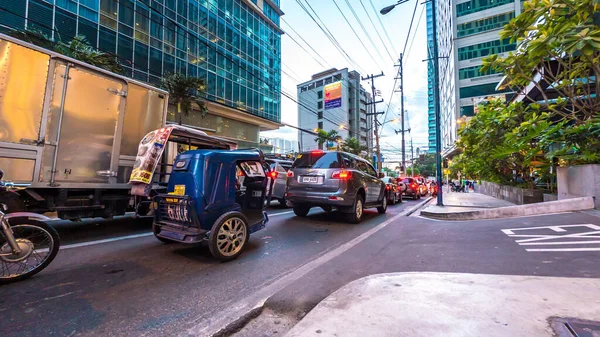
[152,149,271,261]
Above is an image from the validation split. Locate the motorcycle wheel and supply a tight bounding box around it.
[0,218,60,284]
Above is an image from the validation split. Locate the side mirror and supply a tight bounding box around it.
[378,172,385,178]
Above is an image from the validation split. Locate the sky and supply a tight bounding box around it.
[261,0,430,162]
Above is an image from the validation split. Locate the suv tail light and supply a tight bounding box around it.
[287,171,294,178]
[268,171,278,179]
[331,170,352,179]
[386,185,391,190]
[411,183,417,189]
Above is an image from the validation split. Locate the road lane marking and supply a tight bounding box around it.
[187,197,433,337]
[525,248,600,252]
[268,211,294,217]
[60,232,154,250]
[502,224,600,252]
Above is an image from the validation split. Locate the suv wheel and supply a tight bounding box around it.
[377,195,387,214]
[293,205,310,217]
[346,195,364,224]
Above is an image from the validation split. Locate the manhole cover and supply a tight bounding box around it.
[550,317,600,337]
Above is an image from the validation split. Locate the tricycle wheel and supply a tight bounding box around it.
[209,212,249,262]
[152,223,176,244]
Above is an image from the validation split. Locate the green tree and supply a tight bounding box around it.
[341,137,366,155]
[481,0,600,165]
[314,129,340,150]
[161,72,208,125]
[413,153,436,177]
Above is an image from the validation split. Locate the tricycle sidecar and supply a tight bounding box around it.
[152,149,270,261]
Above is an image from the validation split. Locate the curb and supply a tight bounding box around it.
[186,199,432,337]
[420,196,595,221]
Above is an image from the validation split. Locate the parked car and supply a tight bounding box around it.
[380,177,403,204]
[286,151,387,223]
[266,159,293,206]
[400,177,421,200]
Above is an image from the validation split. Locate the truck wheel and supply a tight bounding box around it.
[209,212,249,262]
[346,195,364,224]
[152,223,176,244]
[377,195,387,214]
[293,205,310,217]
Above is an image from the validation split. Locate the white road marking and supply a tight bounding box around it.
[268,210,294,217]
[502,224,600,253]
[60,232,154,250]
[526,248,600,252]
[519,240,600,246]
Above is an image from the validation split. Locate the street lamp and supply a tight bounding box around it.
[382,0,444,206]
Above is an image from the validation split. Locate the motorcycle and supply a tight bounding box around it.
[0,170,60,283]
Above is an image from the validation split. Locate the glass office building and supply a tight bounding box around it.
[0,0,283,145]
[425,1,435,154]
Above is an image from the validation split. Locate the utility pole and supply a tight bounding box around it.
[394,53,406,173]
[410,137,414,177]
[362,72,385,174]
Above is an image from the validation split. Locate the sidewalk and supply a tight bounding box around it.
[420,191,595,220]
[285,272,600,337]
[420,191,514,219]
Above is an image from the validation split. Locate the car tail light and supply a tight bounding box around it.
[311,150,323,155]
[411,183,417,189]
[287,171,294,178]
[268,171,278,179]
[386,185,391,190]
[331,170,352,179]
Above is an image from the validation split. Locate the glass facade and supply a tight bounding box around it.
[458,65,498,79]
[459,83,511,99]
[457,38,516,61]
[426,1,435,153]
[456,12,514,37]
[456,0,514,17]
[0,0,282,124]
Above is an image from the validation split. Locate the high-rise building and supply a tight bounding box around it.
[429,0,521,157]
[0,0,283,147]
[296,68,373,153]
[426,1,435,154]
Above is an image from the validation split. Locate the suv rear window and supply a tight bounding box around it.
[292,152,341,169]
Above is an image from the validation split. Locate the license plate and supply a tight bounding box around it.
[302,176,319,183]
[166,203,190,222]
[252,190,262,197]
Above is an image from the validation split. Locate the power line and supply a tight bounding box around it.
[296,0,365,74]
[403,4,426,69]
[331,0,386,71]
[381,0,419,137]
[281,17,332,68]
[368,0,398,56]
[357,0,395,63]
[342,0,390,66]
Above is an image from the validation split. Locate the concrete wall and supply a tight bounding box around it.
[557,164,600,209]
[476,181,547,205]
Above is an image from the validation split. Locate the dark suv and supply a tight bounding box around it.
[286,151,387,223]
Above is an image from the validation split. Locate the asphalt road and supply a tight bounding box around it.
[0,199,419,337]
[242,210,600,336]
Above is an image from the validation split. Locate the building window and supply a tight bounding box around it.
[318,111,323,119]
[317,101,323,109]
[458,39,516,61]
[318,90,323,99]
[458,65,498,79]
[318,121,323,130]
[459,83,511,99]
[456,0,514,17]
[457,12,515,38]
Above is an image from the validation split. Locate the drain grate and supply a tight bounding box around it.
[550,317,600,337]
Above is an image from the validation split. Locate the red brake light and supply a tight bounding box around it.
[269,171,278,179]
[411,183,417,189]
[311,150,323,155]
[332,170,351,179]
[386,185,391,190]
[287,171,294,178]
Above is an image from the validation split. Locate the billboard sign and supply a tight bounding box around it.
[324,81,342,109]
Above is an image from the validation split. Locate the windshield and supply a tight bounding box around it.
[292,152,341,169]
